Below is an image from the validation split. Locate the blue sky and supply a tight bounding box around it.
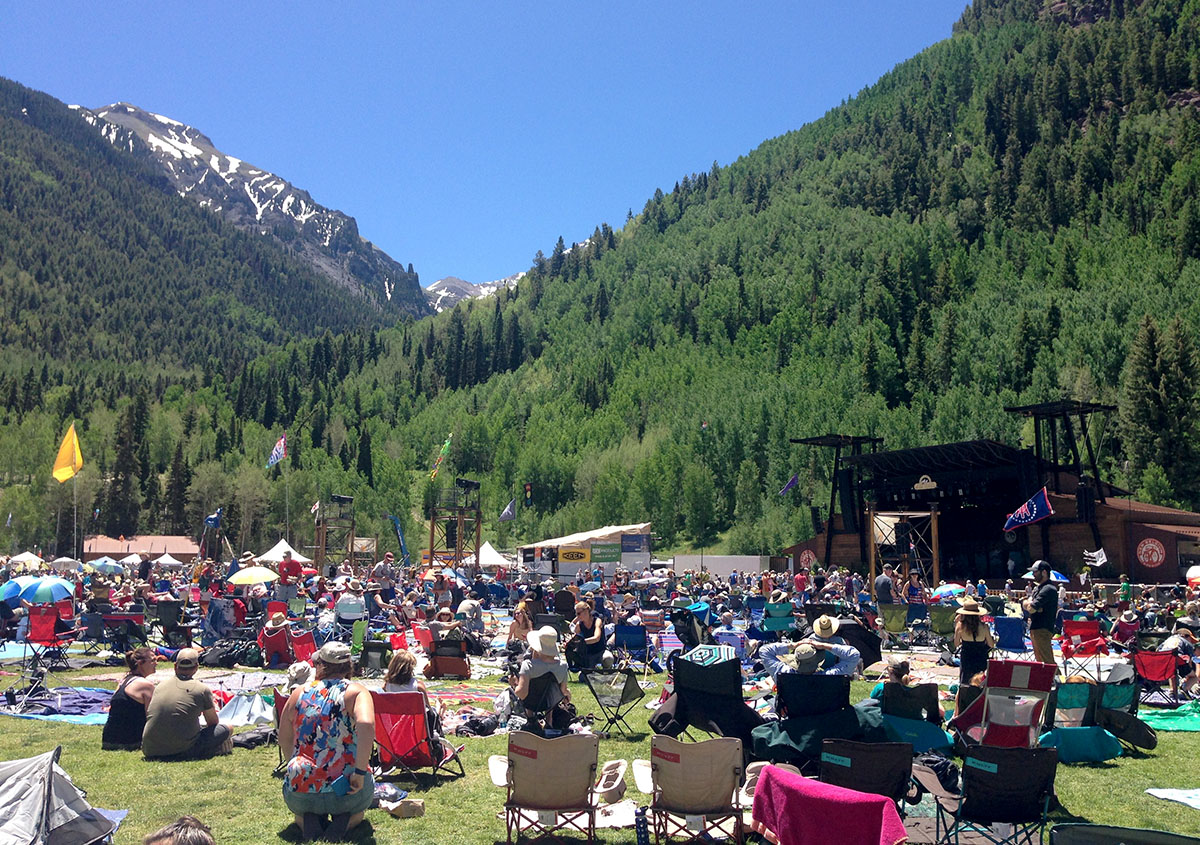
[6,2,968,286]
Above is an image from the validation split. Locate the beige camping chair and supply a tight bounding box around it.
[493,731,599,844]
[640,734,744,844]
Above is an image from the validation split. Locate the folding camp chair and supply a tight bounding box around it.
[612,624,655,671]
[713,629,748,661]
[289,629,317,663]
[286,598,308,622]
[410,623,434,654]
[928,605,958,648]
[952,659,1056,748]
[257,627,292,668]
[358,640,390,678]
[643,735,744,843]
[878,603,910,648]
[372,690,465,781]
[1133,649,1187,707]
[761,602,796,633]
[534,613,570,637]
[818,738,913,809]
[993,615,1035,661]
[744,595,766,623]
[775,673,851,719]
[881,682,953,752]
[149,599,197,647]
[1057,619,1109,681]
[497,731,599,844]
[579,668,645,735]
[426,638,470,679]
[1136,630,1172,651]
[76,611,111,655]
[1051,823,1200,844]
[912,745,1057,845]
[1048,680,1098,728]
[272,686,288,775]
[552,590,577,618]
[641,608,667,636]
[23,605,75,672]
[672,654,744,734]
[519,672,564,736]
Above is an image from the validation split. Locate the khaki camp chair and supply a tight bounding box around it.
[495,731,599,844]
[641,734,744,844]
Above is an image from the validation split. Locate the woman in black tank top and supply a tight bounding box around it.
[102,647,157,751]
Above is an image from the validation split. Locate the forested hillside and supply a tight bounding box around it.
[4,0,1200,561]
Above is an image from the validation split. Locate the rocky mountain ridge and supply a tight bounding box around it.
[425,271,524,311]
[70,102,429,318]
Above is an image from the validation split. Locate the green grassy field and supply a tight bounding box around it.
[1,668,1197,843]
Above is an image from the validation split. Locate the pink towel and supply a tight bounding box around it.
[751,765,908,845]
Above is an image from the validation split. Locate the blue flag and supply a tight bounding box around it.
[779,474,799,496]
[1003,487,1055,532]
[204,508,222,528]
[499,498,516,522]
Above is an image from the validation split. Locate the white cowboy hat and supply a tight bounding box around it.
[527,625,560,657]
[239,551,256,563]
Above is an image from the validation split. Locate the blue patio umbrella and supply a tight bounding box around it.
[0,575,38,603]
[1022,569,1069,583]
[87,556,123,575]
[14,576,75,604]
[580,581,602,592]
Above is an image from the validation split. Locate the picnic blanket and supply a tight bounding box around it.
[425,683,502,706]
[1146,789,1200,811]
[0,686,113,725]
[1138,700,1200,732]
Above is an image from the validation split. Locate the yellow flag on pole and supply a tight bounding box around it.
[52,423,83,483]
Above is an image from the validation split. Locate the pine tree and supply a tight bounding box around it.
[164,443,191,533]
[861,329,881,394]
[1119,314,1164,485]
[357,426,374,486]
[1157,317,1200,505]
[103,407,141,537]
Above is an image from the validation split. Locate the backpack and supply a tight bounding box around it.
[234,641,264,668]
[201,640,239,668]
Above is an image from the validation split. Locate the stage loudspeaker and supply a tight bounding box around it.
[811,506,824,535]
[836,468,858,533]
[1076,484,1096,523]
[894,520,911,550]
[446,519,458,546]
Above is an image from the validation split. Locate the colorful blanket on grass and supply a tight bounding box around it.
[425,683,502,705]
[1139,700,1200,731]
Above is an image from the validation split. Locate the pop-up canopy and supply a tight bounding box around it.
[256,538,312,564]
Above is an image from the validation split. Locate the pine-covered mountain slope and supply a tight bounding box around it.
[5,0,1200,564]
[0,77,409,372]
[71,102,428,319]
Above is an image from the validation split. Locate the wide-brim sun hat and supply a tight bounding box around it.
[347,579,364,593]
[814,615,840,638]
[1120,610,1138,623]
[778,642,820,673]
[957,598,985,616]
[316,641,352,665]
[266,611,288,627]
[239,551,256,563]
[527,625,560,657]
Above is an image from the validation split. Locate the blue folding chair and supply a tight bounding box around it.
[994,615,1034,661]
[613,624,656,671]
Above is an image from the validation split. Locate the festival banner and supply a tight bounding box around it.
[52,423,84,483]
[590,542,620,563]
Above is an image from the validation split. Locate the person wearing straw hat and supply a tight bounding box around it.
[513,625,571,715]
[759,636,860,679]
[811,614,846,645]
[954,597,995,687]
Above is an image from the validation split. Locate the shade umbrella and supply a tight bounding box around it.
[14,576,75,604]
[580,581,602,592]
[301,567,318,577]
[1022,569,1069,583]
[0,575,38,603]
[50,556,82,571]
[931,583,966,599]
[86,557,124,576]
[227,566,280,585]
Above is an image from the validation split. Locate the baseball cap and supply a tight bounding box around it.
[175,649,199,670]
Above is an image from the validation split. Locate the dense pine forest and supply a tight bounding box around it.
[3,0,1200,561]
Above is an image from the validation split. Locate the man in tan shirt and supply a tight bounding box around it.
[142,649,230,760]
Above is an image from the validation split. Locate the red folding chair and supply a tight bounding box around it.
[26,605,76,672]
[1133,650,1187,708]
[410,623,433,654]
[371,690,464,781]
[266,600,288,620]
[290,629,317,663]
[1057,619,1109,681]
[951,659,1056,748]
[258,626,292,668]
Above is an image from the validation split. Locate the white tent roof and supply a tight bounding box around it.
[154,552,182,566]
[10,551,43,564]
[118,553,141,564]
[255,538,312,565]
[478,541,509,569]
[519,523,651,550]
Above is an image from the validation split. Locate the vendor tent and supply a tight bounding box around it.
[0,746,115,844]
[10,551,43,566]
[153,553,183,567]
[256,538,312,565]
[117,553,141,565]
[478,541,509,570]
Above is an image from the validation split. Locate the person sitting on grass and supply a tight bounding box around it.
[141,649,231,761]
[102,646,157,751]
[568,601,613,669]
[280,641,376,842]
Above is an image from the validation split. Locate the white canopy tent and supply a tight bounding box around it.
[154,552,183,567]
[10,551,43,565]
[118,552,142,565]
[478,541,510,570]
[255,538,312,565]
[519,522,652,551]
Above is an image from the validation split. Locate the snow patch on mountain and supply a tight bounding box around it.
[425,272,525,312]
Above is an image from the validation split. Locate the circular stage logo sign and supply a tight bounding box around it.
[799,550,817,568]
[1136,538,1166,569]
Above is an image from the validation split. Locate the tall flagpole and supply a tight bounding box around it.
[73,476,78,559]
[284,432,290,543]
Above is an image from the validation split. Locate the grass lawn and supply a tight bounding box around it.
[1,668,1197,843]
